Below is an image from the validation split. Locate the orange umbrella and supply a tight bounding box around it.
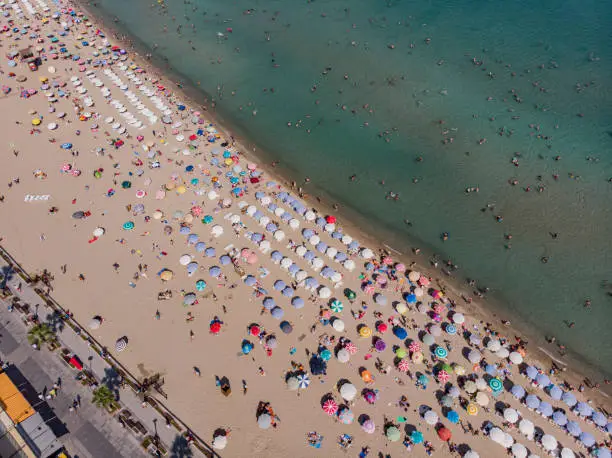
[437,427,452,441]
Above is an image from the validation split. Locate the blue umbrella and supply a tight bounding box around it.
[405,294,417,304]
[241,340,253,354]
[525,394,541,409]
[417,374,429,386]
[179,226,191,235]
[280,321,293,334]
[321,267,334,278]
[251,233,264,243]
[393,326,407,340]
[271,251,283,262]
[195,280,207,291]
[320,349,332,361]
[305,277,319,289]
[485,364,498,376]
[552,410,568,426]
[282,287,295,297]
[195,242,206,252]
[278,192,289,201]
[410,431,423,444]
[315,217,326,227]
[288,264,300,276]
[575,402,593,417]
[263,297,275,310]
[334,252,348,262]
[565,421,581,437]
[445,324,457,335]
[597,449,612,458]
[525,365,538,380]
[579,432,595,447]
[304,251,315,261]
[202,215,213,224]
[244,275,257,286]
[187,234,199,244]
[537,401,553,417]
[315,242,327,253]
[274,280,286,291]
[591,411,607,427]
[348,241,359,250]
[281,213,292,222]
[548,385,563,400]
[267,203,277,212]
[255,192,265,200]
[291,297,304,309]
[365,262,374,271]
[205,247,216,257]
[606,423,612,433]
[535,373,550,387]
[266,223,278,233]
[219,255,231,265]
[511,385,525,399]
[562,391,577,407]
[253,210,263,221]
[331,231,342,239]
[446,410,459,424]
[270,306,284,320]
[208,266,221,277]
[61,142,72,149]
[186,262,199,275]
[447,386,460,398]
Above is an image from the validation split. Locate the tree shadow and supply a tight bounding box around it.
[0,265,14,289]
[44,310,65,334]
[170,435,193,458]
[101,367,123,401]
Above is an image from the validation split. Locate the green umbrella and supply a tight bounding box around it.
[440,363,453,373]
[344,289,356,300]
[121,180,132,189]
[330,300,343,313]
[386,426,401,442]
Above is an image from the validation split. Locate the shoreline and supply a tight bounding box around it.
[75,0,612,406]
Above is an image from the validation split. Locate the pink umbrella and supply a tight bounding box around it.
[382,256,393,265]
[395,263,406,272]
[344,342,358,354]
[376,275,387,285]
[322,399,338,416]
[191,205,203,217]
[246,253,258,264]
[362,419,375,434]
[363,389,378,404]
[397,359,410,372]
[433,304,445,315]
[437,370,450,382]
[419,276,430,287]
[240,248,251,258]
[408,341,421,353]
[363,284,375,295]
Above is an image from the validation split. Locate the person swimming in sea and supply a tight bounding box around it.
[441,232,449,241]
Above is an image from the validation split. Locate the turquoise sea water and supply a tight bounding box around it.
[85,0,612,377]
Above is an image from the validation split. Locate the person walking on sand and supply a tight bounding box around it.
[193,367,201,377]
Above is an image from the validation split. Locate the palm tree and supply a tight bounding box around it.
[92,385,115,409]
[27,323,55,348]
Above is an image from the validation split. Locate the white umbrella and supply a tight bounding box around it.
[311,257,324,270]
[343,260,355,271]
[487,339,501,352]
[332,319,345,333]
[257,413,271,429]
[259,240,271,252]
[408,271,421,282]
[179,254,192,266]
[503,433,515,449]
[512,443,527,458]
[324,223,335,232]
[518,419,534,437]
[211,225,224,237]
[504,408,519,423]
[212,435,227,450]
[452,312,465,324]
[541,434,557,451]
[475,378,487,391]
[274,207,285,217]
[261,196,271,206]
[413,287,424,297]
[468,349,482,363]
[476,392,490,406]
[360,248,373,259]
[464,452,480,458]
[337,348,350,362]
[295,271,307,282]
[280,258,293,269]
[259,216,270,227]
[490,427,505,444]
[340,383,357,401]
[326,247,338,259]
[296,246,307,257]
[560,448,575,458]
[464,381,477,394]
[246,205,257,216]
[495,347,510,358]
[509,352,523,364]
[318,287,331,299]
[274,230,286,242]
[115,337,128,352]
[309,235,320,246]
[289,219,300,229]
[331,272,342,283]
[207,190,218,200]
[304,210,316,221]
[423,410,438,425]
[341,235,352,245]
[286,377,299,391]
[88,317,102,330]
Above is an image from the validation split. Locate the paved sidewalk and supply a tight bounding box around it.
[0,254,214,458]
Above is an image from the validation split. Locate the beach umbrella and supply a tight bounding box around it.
[183,293,197,305]
[286,377,299,391]
[291,297,304,309]
[452,312,465,324]
[565,421,581,437]
[337,348,350,363]
[464,381,477,394]
[537,401,553,417]
[466,403,478,416]
[469,334,481,346]
[437,427,452,442]
[386,426,401,442]
[446,410,459,424]
[464,452,479,458]
[548,385,563,400]
[393,326,408,339]
[205,247,216,257]
[361,419,375,434]
[322,399,338,416]
[405,293,417,304]
[518,419,534,437]
[397,359,410,372]
[410,430,424,444]
[374,293,387,306]
[115,336,128,352]
[374,339,387,352]
[209,321,222,334]
[318,287,331,299]
[579,432,595,447]
[447,386,460,398]
[541,434,557,451]
[339,383,357,401]
[270,307,284,320]
[258,413,272,429]
[186,262,199,276]
[535,373,550,387]
[437,370,450,383]
[468,349,482,363]
[296,374,310,389]
[512,443,528,458]
[332,319,345,332]
[596,449,612,458]
[344,341,358,354]
[575,402,592,417]
[263,297,276,310]
[552,411,567,426]
[560,448,575,458]
[591,411,607,427]
[282,287,295,297]
[411,351,424,363]
[338,407,354,425]
[244,275,257,287]
[88,317,102,330]
[486,339,502,352]
[424,410,439,425]
[511,384,526,399]
[525,394,540,409]
[209,266,221,277]
[241,340,254,354]
[485,364,498,376]
[212,435,227,450]
[330,300,343,313]
[377,322,389,333]
[219,255,231,265]
[475,378,487,391]
[280,321,293,334]
[422,334,435,346]
[476,392,489,407]
[445,324,457,335]
[363,389,378,404]
[504,408,519,423]
[273,279,286,291]
[408,341,421,353]
[195,242,206,253]
[489,427,505,445]
[524,365,538,380]
[434,346,448,359]
[509,351,523,364]
[358,325,373,338]
[160,270,174,281]
[489,377,503,393]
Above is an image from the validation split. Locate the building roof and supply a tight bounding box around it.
[16,412,62,458]
[0,373,35,424]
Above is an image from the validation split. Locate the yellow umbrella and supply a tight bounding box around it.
[466,403,479,416]
[31,118,41,126]
[358,326,372,338]
[453,364,466,375]
[176,185,187,194]
[224,158,233,166]
[395,303,408,315]
[160,270,173,281]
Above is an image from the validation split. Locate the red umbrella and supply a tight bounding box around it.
[397,359,410,372]
[249,325,261,336]
[437,370,450,382]
[408,341,421,353]
[210,322,221,334]
[376,322,388,333]
[322,399,338,416]
[189,134,198,141]
[437,427,452,441]
[326,215,336,224]
[344,342,358,354]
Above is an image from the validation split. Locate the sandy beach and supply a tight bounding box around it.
[0,1,610,457]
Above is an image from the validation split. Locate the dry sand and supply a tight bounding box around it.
[0,1,609,457]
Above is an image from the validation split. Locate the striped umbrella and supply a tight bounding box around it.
[297,374,310,389]
[322,399,338,416]
[466,403,479,416]
[408,341,421,353]
[397,359,410,372]
[115,336,128,352]
[344,341,358,354]
[434,346,448,359]
[330,300,343,313]
[489,377,503,392]
[437,370,450,382]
